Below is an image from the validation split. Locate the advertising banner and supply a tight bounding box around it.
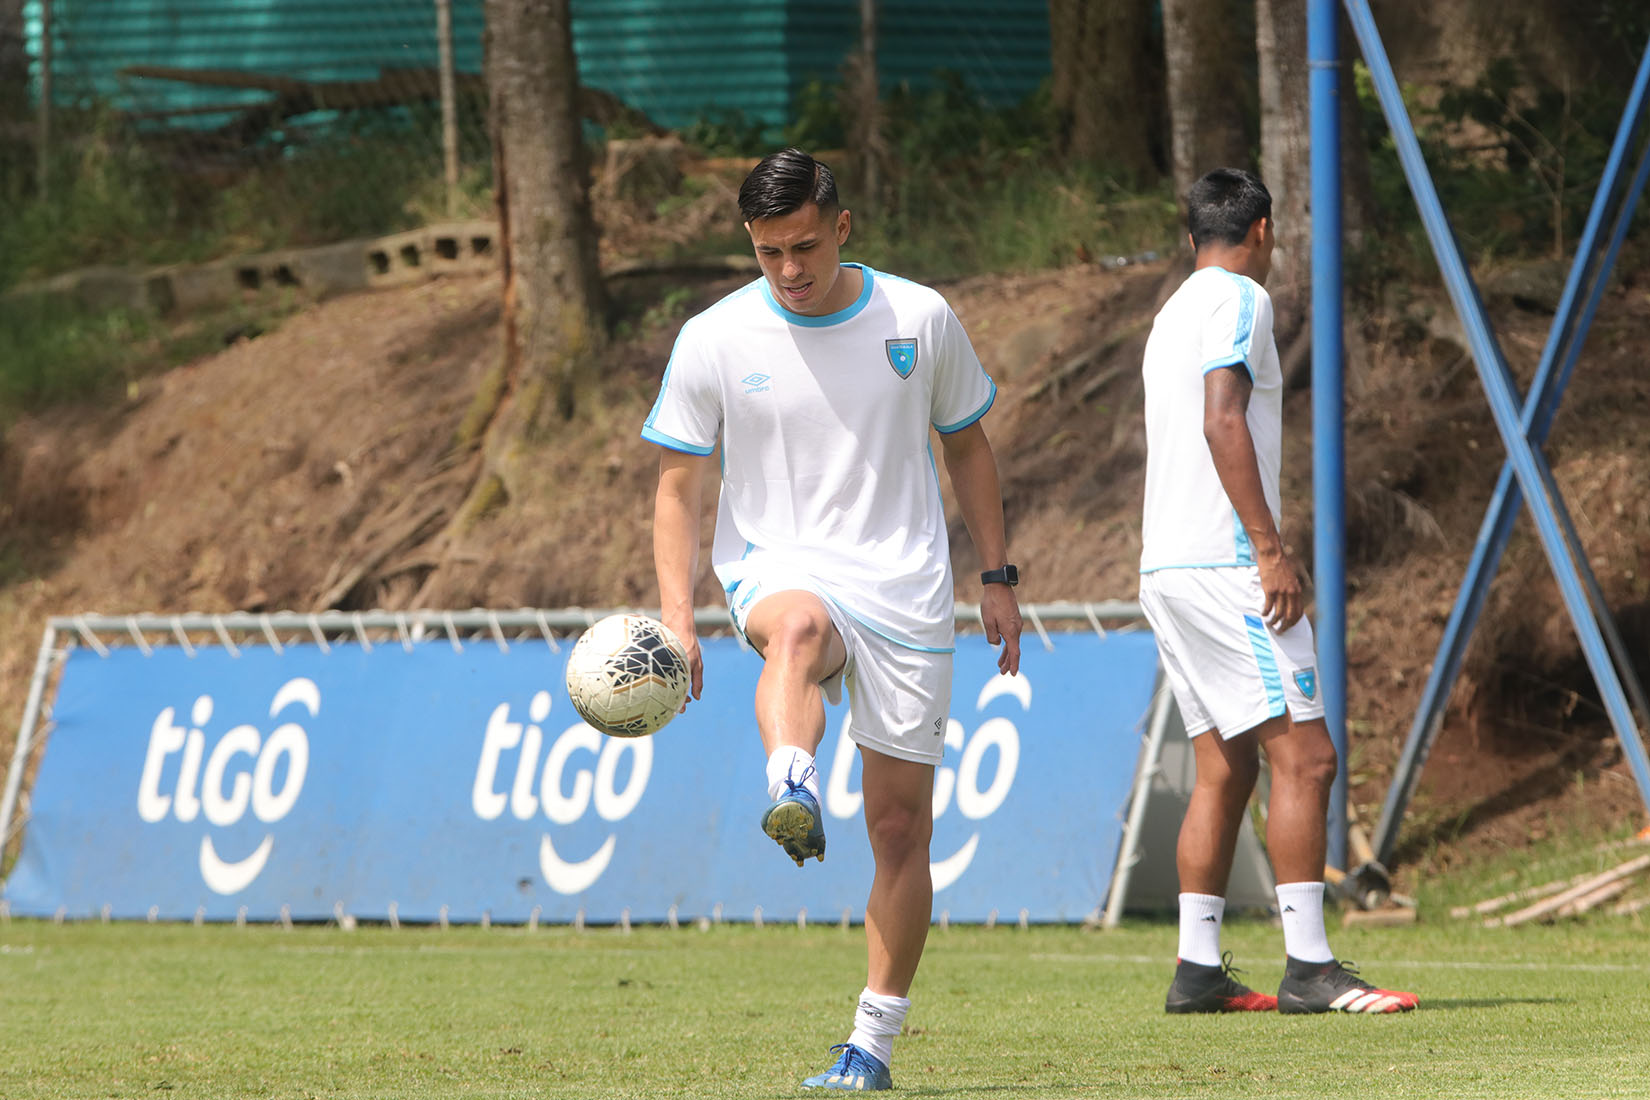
[3,630,1160,923]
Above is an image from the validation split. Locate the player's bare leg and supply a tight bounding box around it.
[802,746,933,1089]
[1164,725,1276,1012]
[1262,715,1417,1012]
[859,747,934,997]
[1256,715,1336,883]
[744,592,846,864]
[1178,726,1263,895]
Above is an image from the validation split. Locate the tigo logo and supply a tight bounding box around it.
[471,691,652,895]
[136,677,317,895]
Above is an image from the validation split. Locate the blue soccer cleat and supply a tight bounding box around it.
[801,1043,892,1091]
[760,775,826,866]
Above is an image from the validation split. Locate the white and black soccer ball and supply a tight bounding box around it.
[564,613,691,738]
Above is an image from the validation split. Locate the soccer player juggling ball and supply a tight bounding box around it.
[644,148,1024,1089]
[1138,167,1418,1015]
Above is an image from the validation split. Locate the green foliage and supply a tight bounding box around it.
[1352,54,1649,284]
[679,108,770,158]
[784,73,1179,281]
[0,295,156,414]
[0,294,296,425]
[0,103,493,290]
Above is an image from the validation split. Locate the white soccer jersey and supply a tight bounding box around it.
[642,263,996,651]
[1139,266,1283,573]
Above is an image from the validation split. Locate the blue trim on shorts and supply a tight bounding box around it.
[1243,614,1287,718]
[839,606,955,654]
[1139,560,1249,573]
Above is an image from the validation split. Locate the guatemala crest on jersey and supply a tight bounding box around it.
[1294,667,1318,700]
[885,338,919,379]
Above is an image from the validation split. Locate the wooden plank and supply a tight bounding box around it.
[1491,853,1650,928]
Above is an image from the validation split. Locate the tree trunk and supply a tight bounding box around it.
[0,0,27,122]
[484,0,605,430]
[1257,0,1310,288]
[848,0,884,213]
[1049,0,1162,186]
[1162,0,1255,203]
[1338,15,1375,252]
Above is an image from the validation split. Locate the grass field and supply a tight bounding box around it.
[4,909,1650,1100]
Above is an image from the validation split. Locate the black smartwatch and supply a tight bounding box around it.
[980,564,1020,587]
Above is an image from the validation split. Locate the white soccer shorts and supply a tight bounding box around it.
[1139,565,1325,739]
[727,560,952,766]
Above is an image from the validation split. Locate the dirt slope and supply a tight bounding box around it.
[4,249,1649,888]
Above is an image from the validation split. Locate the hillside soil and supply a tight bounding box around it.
[3,199,1649,896]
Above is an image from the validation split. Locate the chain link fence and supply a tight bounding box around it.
[2,0,493,282]
[0,1,1058,289]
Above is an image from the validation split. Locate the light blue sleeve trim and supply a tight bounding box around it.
[640,425,714,455]
[935,379,997,434]
[759,263,876,327]
[1200,353,1251,378]
[1243,614,1288,717]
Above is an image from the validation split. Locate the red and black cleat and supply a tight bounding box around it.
[1277,957,1419,1014]
[1165,952,1279,1013]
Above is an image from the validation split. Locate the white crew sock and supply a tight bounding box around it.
[846,988,908,1068]
[765,745,820,803]
[1276,881,1333,962]
[1177,892,1226,966]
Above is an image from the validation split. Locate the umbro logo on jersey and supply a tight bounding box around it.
[885,338,919,378]
[741,372,772,394]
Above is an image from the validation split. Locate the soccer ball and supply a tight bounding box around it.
[564,614,691,738]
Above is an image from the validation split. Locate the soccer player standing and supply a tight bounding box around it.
[645,148,1023,1088]
[1139,167,1417,1015]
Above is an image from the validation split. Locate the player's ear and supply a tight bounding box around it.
[836,208,852,245]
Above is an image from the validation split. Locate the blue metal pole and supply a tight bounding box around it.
[1345,1,1650,820]
[1308,0,1347,874]
[1369,42,1650,864]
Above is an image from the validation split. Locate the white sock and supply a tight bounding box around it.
[765,745,819,803]
[1276,881,1333,962]
[1177,892,1225,966]
[846,988,908,1068]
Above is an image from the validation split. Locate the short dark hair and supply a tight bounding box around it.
[1186,167,1272,249]
[737,147,839,222]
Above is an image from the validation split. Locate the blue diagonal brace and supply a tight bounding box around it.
[1370,41,1650,864]
[1344,3,1650,850]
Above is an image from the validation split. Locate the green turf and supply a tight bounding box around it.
[2,913,1648,1100]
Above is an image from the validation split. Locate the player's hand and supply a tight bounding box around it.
[981,584,1023,676]
[1257,547,1304,632]
[666,618,703,708]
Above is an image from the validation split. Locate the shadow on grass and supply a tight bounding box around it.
[1420,996,1567,1010]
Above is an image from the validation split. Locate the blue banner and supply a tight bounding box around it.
[3,630,1159,923]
